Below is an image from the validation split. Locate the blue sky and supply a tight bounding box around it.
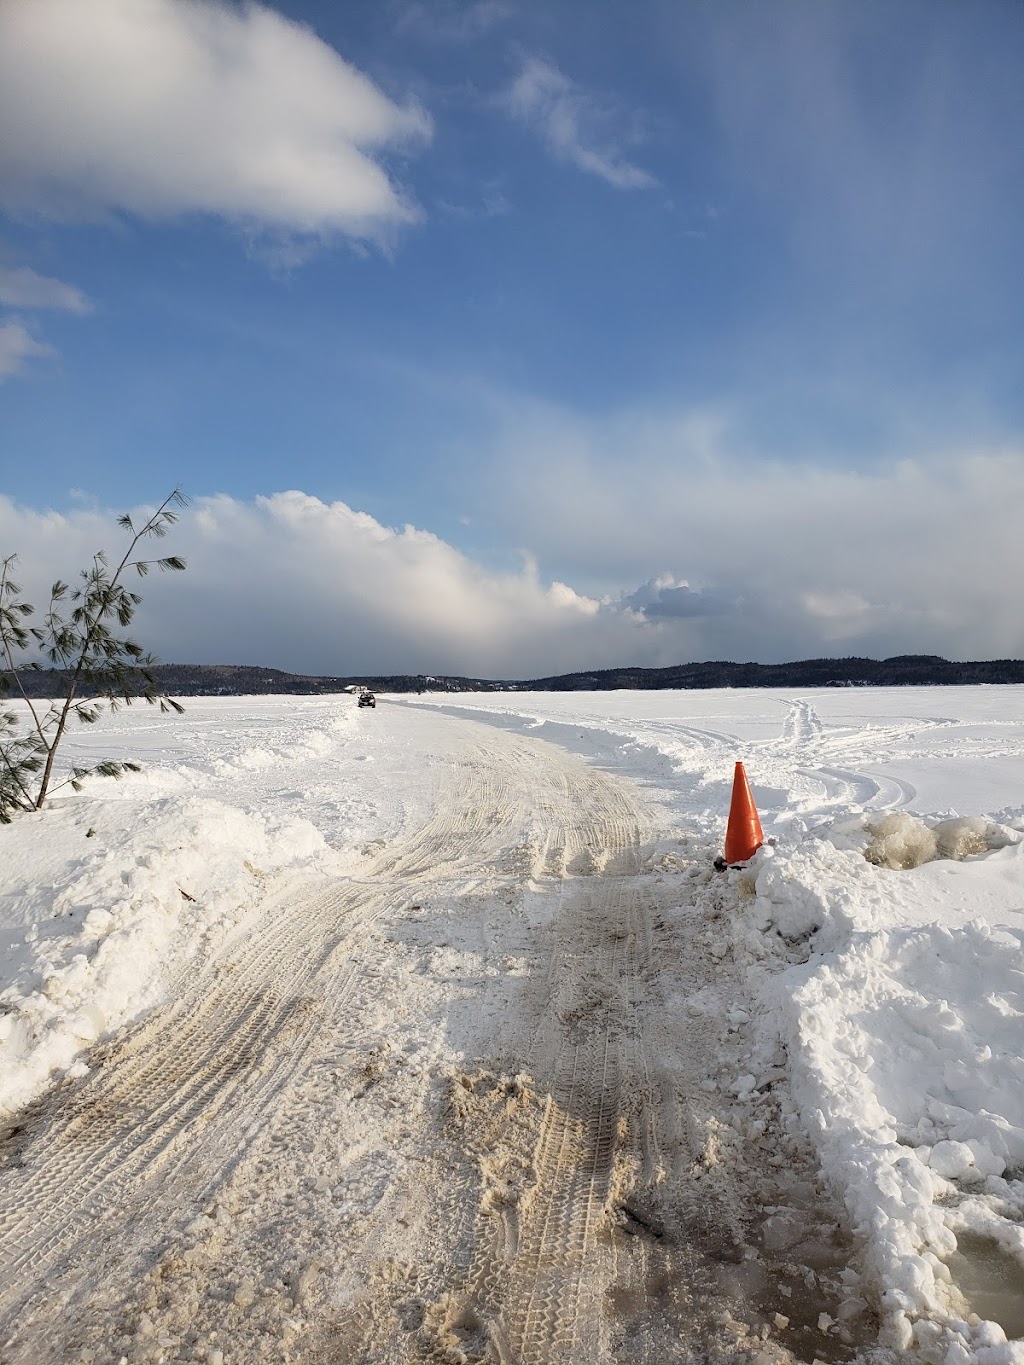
[1,0,1023,675]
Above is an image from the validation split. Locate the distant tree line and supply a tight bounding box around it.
[10,654,1024,701]
[522,655,1024,690]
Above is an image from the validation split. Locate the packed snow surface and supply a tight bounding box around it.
[1,685,1023,1363]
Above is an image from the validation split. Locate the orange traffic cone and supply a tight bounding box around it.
[724,762,763,865]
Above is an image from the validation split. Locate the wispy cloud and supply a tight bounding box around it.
[698,3,1022,301]
[501,56,654,190]
[0,0,431,245]
[0,265,91,313]
[0,319,56,379]
[395,0,512,43]
[436,181,511,220]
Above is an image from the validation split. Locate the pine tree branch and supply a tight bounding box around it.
[0,557,47,745]
[0,738,37,812]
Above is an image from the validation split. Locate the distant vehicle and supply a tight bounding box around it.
[357,691,376,708]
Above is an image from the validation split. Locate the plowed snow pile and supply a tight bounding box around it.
[1,685,1023,1363]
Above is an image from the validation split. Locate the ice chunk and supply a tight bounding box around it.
[864,813,937,870]
[932,817,989,861]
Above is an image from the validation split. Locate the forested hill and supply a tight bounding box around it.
[519,655,1024,690]
[7,655,1024,699]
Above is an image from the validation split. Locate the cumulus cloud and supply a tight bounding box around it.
[501,56,654,190]
[3,441,1021,677]
[0,266,91,313]
[0,491,658,678]
[0,319,56,379]
[0,0,431,241]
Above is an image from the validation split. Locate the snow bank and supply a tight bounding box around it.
[0,696,387,1122]
[730,834,1024,1362]
[0,796,327,1120]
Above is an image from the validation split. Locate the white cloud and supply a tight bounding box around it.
[547,580,600,615]
[0,0,431,241]
[0,492,653,678]
[0,319,56,379]
[501,56,654,190]
[0,266,91,313]
[3,440,1021,677]
[471,397,1024,664]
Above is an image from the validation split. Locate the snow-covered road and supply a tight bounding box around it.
[2,688,1024,1363]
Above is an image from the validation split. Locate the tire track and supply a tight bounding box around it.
[0,711,637,1354]
[501,874,642,1365]
[0,874,396,1322]
[313,729,656,1365]
[402,762,657,1365]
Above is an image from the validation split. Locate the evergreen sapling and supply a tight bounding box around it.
[0,489,188,822]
